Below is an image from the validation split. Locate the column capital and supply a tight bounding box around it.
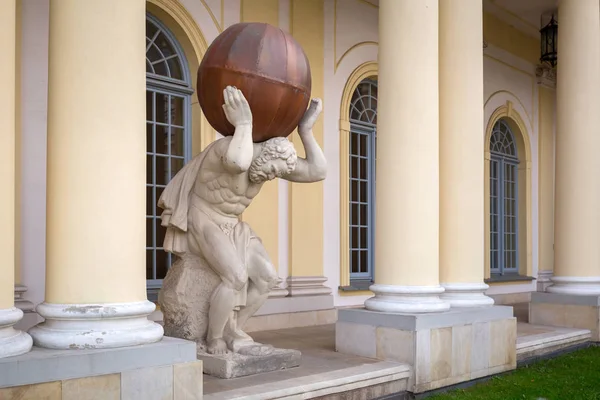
[536,63,556,89]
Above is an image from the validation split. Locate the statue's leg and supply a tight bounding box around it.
[188,215,248,355]
[235,237,279,330]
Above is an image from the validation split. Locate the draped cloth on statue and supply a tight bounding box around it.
[158,141,218,256]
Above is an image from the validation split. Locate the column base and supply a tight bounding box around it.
[286,276,332,296]
[537,271,554,292]
[14,285,35,313]
[336,306,516,393]
[0,308,33,359]
[440,283,494,307]
[530,292,600,341]
[546,276,600,295]
[365,285,450,313]
[28,301,164,350]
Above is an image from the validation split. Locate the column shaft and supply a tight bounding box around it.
[28,0,163,349]
[550,0,600,294]
[439,0,492,307]
[365,0,448,313]
[0,0,32,358]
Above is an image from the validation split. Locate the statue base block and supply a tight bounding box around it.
[198,347,301,379]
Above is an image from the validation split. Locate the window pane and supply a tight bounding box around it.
[351,226,358,248]
[171,128,185,156]
[351,250,359,273]
[146,155,154,184]
[155,93,168,123]
[146,186,154,216]
[156,125,169,155]
[171,97,185,126]
[146,123,154,153]
[146,250,154,280]
[360,251,368,273]
[167,56,183,81]
[351,180,358,202]
[146,218,153,248]
[146,91,154,122]
[156,250,169,280]
[156,156,169,185]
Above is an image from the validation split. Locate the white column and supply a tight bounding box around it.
[28,0,163,349]
[548,0,600,295]
[365,0,449,313]
[0,0,33,358]
[438,0,493,307]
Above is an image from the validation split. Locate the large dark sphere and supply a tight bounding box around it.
[197,22,312,142]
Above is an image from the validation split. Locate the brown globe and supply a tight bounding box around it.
[197,22,312,142]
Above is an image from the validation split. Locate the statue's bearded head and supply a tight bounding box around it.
[248,137,297,183]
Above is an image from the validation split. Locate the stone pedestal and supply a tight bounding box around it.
[198,347,301,379]
[335,306,516,393]
[0,337,202,399]
[530,292,600,341]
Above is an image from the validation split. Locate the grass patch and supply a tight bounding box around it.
[428,346,600,400]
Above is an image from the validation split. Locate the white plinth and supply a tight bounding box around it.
[0,307,33,359]
[546,276,600,295]
[364,284,450,313]
[440,283,494,307]
[28,301,164,350]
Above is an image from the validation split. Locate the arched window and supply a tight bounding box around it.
[349,78,377,284]
[146,14,193,297]
[489,119,519,275]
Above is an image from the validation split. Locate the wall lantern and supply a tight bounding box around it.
[540,14,558,67]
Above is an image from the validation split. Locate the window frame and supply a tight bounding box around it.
[348,79,378,287]
[489,119,520,276]
[145,13,193,300]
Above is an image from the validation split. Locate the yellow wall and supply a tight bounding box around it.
[538,85,555,274]
[288,0,325,278]
[239,0,281,271]
[483,12,539,65]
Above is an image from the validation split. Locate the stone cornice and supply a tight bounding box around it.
[536,63,557,88]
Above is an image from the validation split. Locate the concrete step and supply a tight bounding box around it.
[203,361,410,400]
[516,322,591,362]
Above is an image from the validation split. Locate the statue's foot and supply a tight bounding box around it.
[207,338,228,355]
[232,329,253,342]
[237,343,274,356]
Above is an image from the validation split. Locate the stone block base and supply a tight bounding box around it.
[0,337,202,399]
[198,347,301,379]
[530,292,600,341]
[335,306,516,393]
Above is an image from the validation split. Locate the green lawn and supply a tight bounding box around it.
[428,346,600,400]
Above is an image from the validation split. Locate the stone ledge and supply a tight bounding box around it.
[254,294,334,316]
[203,361,410,400]
[0,336,196,388]
[531,292,600,306]
[337,306,514,331]
[517,327,591,362]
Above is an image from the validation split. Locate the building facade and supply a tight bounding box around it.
[2,0,599,397]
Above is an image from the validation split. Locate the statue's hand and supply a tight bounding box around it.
[298,98,322,136]
[222,86,252,127]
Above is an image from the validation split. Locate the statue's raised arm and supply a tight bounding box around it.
[217,86,254,174]
[283,98,328,183]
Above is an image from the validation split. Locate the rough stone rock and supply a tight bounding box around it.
[158,254,221,348]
